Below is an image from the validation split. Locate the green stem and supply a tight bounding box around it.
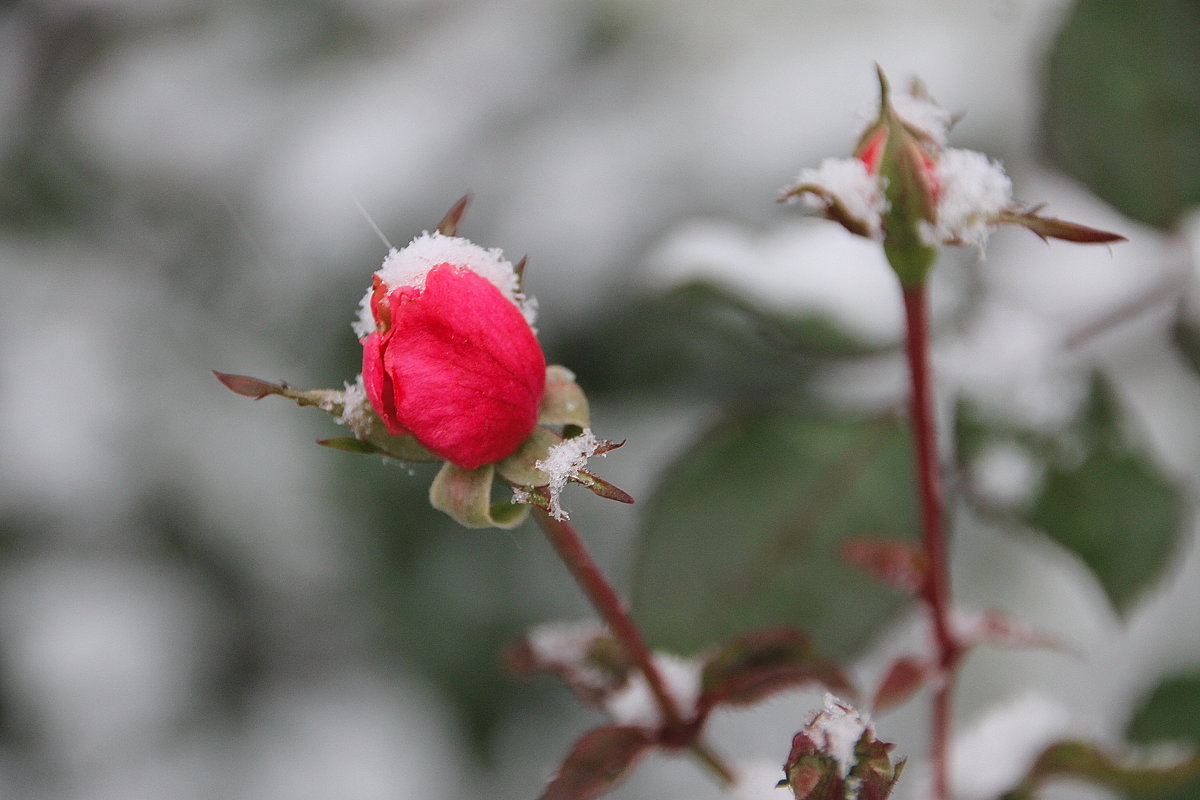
[901,284,959,800]
[531,507,737,786]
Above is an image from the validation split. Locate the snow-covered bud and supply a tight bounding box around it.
[781,66,1124,287]
[781,694,904,800]
[356,231,546,470]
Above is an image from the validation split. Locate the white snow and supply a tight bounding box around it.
[785,157,887,239]
[728,761,794,799]
[525,620,612,692]
[534,428,602,521]
[807,694,875,779]
[352,232,535,338]
[605,653,702,729]
[949,693,1071,800]
[929,148,1014,247]
[336,374,373,438]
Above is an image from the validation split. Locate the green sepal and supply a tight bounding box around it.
[317,437,383,454]
[496,427,559,487]
[539,365,590,428]
[429,462,527,530]
[872,68,940,288]
[212,370,436,463]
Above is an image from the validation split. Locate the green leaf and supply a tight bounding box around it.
[630,410,915,659]
[317,436,383,454]
[1128,672,1200,743]
[556,281,883,402]
[1125,673,1200,800]
[1043,0,1200,229]
[1000,740,1200,800]
[1028,377,1184,615]
[1170,313,1200,378]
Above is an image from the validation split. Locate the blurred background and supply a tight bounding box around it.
[2,0,1199,798]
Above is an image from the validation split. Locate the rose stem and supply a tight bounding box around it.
[531,507,737,786]
[902,283,959,800]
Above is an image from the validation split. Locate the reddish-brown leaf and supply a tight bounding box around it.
[871,657,935,713]
[699,628,853,715]
[539,726,655,800]
[212,370,284,400]
[840,538,928,595]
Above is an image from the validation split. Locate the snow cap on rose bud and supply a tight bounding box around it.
[780,66,1125,287]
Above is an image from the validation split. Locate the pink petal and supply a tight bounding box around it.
[376,265,545,469]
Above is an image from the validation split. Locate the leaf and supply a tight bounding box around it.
[539,726,655,800]
[557,281,882,401]
[1028,377,1185,615]
[631,410,916,659]
[1043,0,1200,229]
[316,437,383,454]
[698,628,853,715]
[871,657,935,713]
[1128,672,1200,743]
[1125,671,1200,800]
[1170,312,1200,379]
[840,538,927,595]
[1000,740,1200,800]
[435,194,471,236]
[212,370,284,399]
[994,207,1125,244]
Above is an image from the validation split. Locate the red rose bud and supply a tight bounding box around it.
[357,232,546,470]
[857,67,943,287]
[781,66,1123,288]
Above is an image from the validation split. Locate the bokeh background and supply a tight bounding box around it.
[2,1,1199,798]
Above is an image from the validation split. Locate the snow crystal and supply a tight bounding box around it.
[534,428,601,521]
[337,374,372,438]
[786,157,886,239]
[351,231,536,338]
[809,694,873,778]
[605,653,702,729]
[930,148,1013,247]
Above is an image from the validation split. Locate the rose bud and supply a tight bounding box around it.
[781,66,1124,287]
[354,231,546,470]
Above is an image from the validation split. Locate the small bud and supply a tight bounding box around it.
[781,66,1124,287]
[781,695,903,800]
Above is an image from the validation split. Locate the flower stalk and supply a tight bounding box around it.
[530,507,737,786]
[901,283,961,800]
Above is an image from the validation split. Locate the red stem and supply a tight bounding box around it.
[531,507,736,785]
[901,284,958,800]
